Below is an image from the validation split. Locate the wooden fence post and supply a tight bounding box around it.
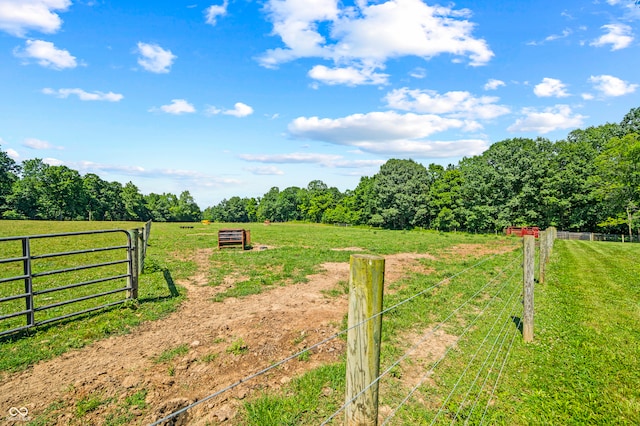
[345,254,385,426]
[539,231,547,284]
[128,229,139,299]
[523,235,535,342]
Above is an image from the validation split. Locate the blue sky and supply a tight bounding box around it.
[1,0,639,208]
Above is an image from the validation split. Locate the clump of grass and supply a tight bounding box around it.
[76,395,106,417]
[200,352,219,363]
[226,338,249,355]
[154,344,189,363]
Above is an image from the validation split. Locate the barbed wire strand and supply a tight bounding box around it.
[321,254,521,426]
[150,250,519,425]
[477,309,522,425]
[450,293,522,424]
[429,277,521,425]
[462,296,521,425]
[376,266,521,425]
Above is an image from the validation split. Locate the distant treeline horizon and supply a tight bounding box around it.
[1,106,638,235]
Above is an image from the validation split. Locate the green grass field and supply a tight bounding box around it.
[1,221,638,425]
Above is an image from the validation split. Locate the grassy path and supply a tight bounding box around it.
[499,240,640,425]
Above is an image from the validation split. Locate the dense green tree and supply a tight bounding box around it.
[256,187,280,221]
[121,182,150,221]
[429,166,463,231]
[0,146,19,215]
[594,133,640,237]
[370,159,430,229]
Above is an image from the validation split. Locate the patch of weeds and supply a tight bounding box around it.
[226,338,249,355]
[168,365,176,376]
[154,344,189,363]
[200,352,219,363]
[292,331,307,346]
[297,351,310,362]
[125,389,148,409]
[76,395,105,417]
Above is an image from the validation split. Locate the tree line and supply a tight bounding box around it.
[1,107,638,236]
[0,158,201,222]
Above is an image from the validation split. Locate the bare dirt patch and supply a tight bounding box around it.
[443,242,517,259]
[0,249,446,425]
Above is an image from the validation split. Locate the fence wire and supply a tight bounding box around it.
[150,249,521,425]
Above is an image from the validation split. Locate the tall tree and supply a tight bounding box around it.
[594,133,640,237]
[0,146,20,216]
[371,159,430,229]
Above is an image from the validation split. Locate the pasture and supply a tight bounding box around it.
[0,221,638,425]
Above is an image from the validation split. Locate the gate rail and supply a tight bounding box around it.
[0,229,140,338]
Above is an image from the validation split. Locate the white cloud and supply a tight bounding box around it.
[207,102,254,117]
[581,93,595,100]
[385,88,510,120]
[508,105,586,134]
[484,79,505,90]
[589,74,638,96]
[286,111,488,158]
[136,42,176,73]
[308,65,388,86]
[259,0,493,86]
[244,166,285,175]
[240,152,386,168]
[6,148,20,159]
[533,77,570,98]
[22,137,63,150]
[14,39,76,69]
[42,88,124,102]
[0,0,70,37]
[590,23,634,50]
[204,1,228,26]
[155,99,196,115]
[43,157,64,166]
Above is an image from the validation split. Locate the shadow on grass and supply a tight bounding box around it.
[0,268,182,343]
[511,316,523,335]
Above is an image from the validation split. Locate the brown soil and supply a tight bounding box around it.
[0,248,445,425]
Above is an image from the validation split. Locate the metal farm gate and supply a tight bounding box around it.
[0,229,142,337]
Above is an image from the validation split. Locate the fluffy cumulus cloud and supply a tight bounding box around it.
[590,23,634,50]
[308,65,388,86]
[6,148,20,160]
[0,0,70,37]
[156,99,196,115]
[136,42,176,73]
[484,79,505,90]
[533,78,570,98]
[14,39,76,69]
[42,87,123,102]
[204,1,228,26]
[259,0,493,86]
[286,111,488,158]
[207,102,254,117]
[589,75,638,96]
[508,105,586,134]
[385,87,510,120]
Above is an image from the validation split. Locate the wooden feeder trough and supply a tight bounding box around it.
[218,229,251,250]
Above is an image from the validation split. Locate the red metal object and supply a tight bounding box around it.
[505,226,539,238]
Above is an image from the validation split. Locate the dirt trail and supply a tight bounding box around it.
[1,248,444,425]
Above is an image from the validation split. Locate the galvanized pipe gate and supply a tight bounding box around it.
[0,228,142,338]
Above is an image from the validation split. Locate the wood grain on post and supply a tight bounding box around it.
[345,254,385,426]
[523,235,535,342]
[539,231,547,284]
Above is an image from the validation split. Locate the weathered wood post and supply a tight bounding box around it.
[345,254,385,426]
[127,228,140,299]
[539,230,547,284]
[523,235,535,342]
